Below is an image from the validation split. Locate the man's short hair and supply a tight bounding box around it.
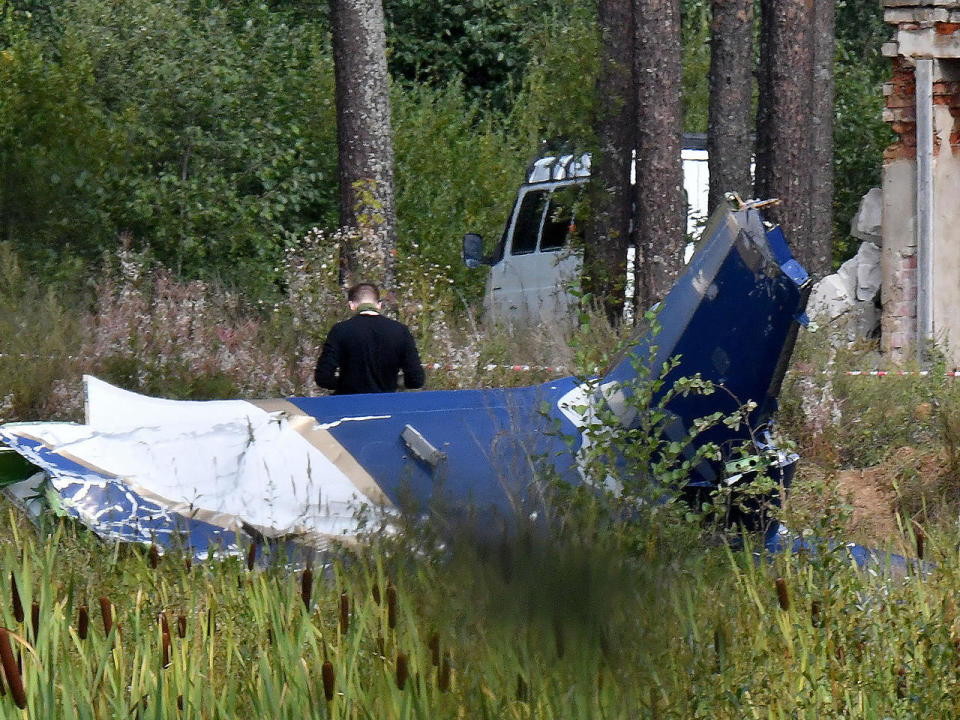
[347,282,380,304]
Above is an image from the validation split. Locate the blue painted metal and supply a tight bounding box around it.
[0,204,810,560]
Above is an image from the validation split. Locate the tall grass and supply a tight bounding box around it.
[0,234,587,424]
[0,491,957,718]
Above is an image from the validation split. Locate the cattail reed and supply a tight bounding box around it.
[148,544,160,569]
[177,613,186,639]
[339,592,349,634]
[9,573,22,624]
[247,542,257,572]
[30,601,39,641]
[321,660,335,701]
[811,600,823,627]
[516,673,528,702]
[438,652,451,692]
[396,652,409,690]
[916,525,925,561]
[386,583,397,629]
[100,597,113,636]
[428,632,440,666]
[78,605,89,640]
[0,627,26,709]
[775,578,790,611]
[896,665,907,698]
[301,567,313,611]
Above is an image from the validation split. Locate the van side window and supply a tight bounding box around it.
[510,190,547,255]
[540,185,581,252]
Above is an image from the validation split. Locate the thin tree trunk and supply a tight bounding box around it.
[755,0,814,271]
[329,0,398,290]
[633,0,686,312]
[809,0,835,275]
[585,0,635,324]
[707,0,754,213]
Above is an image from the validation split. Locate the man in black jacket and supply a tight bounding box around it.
[315,283,425,395]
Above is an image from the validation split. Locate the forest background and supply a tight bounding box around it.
[0,0,889,418]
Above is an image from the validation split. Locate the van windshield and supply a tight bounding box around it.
[510,190,546,255]
[540,184,582,251]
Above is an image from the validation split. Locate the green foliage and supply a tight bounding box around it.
[0,243,84,421]
[1,0,339,292]
[393,82,524,303]
[0,15,120,274]
[681,0,711,133]
[384,0,541,111]
[833,0,893,264]
[507,0,599,152]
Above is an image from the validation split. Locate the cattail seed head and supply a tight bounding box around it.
[10,573,22,624]
[396,652,409,690]
[775,578,790,611]
[386,583,397,629]
[811,600,823,627]
[301,568,313,611]
[160,612,170,637]
[896,665,908,698]
[31,601,39,641]
[0,627,26,709]
[184,556,192,573]
[78,605,89,640]
[161,631,171,668]
[177,613,186,639]
[916,525,925,561]
[372,583,380,605]
[339,592,349,634]
[149,544,160,569]
[438,652,451,692]
[321,661,335,701]
[99,597,113,636]
[247,542,257,572]
[516,673,528,702]
[428,632,440,666]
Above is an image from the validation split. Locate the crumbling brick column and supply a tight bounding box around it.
[881,1,960,363]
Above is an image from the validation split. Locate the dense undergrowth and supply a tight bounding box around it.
[6,237,960,716]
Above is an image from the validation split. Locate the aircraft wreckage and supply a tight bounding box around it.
[0,203,812,561]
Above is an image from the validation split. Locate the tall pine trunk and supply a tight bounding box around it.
[755,0,815,272]
[809,0,835,275]
[633,0,686,312]
[707,0,754,213]
[329,0,398,290]
[585,0,635,324]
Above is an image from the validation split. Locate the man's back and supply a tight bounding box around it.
[315,313,425,394]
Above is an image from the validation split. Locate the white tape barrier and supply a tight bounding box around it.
[0,353,565,374]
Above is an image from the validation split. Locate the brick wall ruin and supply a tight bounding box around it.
[881,1,960,363]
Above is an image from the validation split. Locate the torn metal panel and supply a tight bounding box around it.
[0,204,809,559]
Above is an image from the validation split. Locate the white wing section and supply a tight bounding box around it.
[16,376,374,541]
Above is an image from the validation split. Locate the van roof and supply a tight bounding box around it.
[524,133,709,185]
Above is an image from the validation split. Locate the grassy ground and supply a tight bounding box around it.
[4,241,960,716]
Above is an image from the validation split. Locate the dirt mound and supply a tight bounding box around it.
[788,447,949,549]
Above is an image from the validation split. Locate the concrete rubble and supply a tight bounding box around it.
[807,188,883,344]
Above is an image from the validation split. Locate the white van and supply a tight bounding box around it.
[463,136,710,325]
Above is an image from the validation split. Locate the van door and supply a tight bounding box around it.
[485,183,583,325]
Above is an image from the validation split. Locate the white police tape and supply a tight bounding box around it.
[0,353,565,374]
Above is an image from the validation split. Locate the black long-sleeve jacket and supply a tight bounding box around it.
[314,313,425,395]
